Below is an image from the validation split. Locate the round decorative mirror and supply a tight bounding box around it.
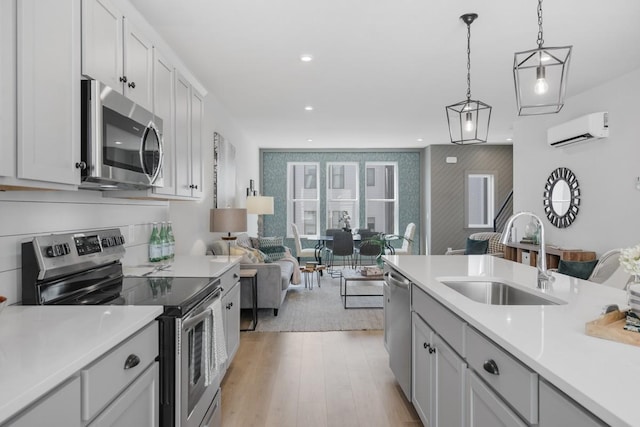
[543,167,580,228]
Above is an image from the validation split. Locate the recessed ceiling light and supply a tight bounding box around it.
[300,54,313,62]
[506,137,513,142]
[307,138,313,142]
[417,138,424,142]
[304,105,314,111]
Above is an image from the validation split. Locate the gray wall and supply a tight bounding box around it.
[427,145,513,255]
[512,68,640,256]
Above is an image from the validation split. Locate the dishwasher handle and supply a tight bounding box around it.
[384,271,410,289]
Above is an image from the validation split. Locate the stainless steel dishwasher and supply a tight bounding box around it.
[384,265,412,401]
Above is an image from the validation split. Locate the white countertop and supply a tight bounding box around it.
[383,254,635,427]
[0,305,162,425]
[123,255,241,278]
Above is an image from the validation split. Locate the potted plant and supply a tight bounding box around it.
[359,232,412,267]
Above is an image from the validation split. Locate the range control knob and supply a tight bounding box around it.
[45,244,67,257]
[102,238,110,248]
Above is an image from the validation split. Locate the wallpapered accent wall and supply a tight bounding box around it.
[261,150,421,254]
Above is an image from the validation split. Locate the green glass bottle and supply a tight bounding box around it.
[166,221,175,260]
[160,222,170,261]
[149,223,162,262]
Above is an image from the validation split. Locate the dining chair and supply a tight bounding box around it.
[390,223,416,255]
[356,230,381,266]
[291,223,316,262]
[327,231,355,276]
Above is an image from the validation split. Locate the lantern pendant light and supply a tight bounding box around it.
[513,0,572,115]
[445,13,492,145]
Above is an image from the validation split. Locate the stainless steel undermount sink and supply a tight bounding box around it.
[439,280,564,306]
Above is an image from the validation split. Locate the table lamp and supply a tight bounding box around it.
[210,208,247,255]
[246,195,274,238]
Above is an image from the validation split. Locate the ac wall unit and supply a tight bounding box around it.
[547,112,609,147]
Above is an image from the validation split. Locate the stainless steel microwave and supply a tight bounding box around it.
[80,80,163,190]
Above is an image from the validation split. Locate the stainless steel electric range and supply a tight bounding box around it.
[21,228,223,427]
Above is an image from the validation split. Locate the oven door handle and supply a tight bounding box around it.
[182,306,213,331]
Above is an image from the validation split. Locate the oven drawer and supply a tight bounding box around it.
[81,322,158,422]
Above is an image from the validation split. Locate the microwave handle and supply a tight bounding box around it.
[139,122,164,184]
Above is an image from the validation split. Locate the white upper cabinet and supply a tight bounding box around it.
[153,48,175,196]
[122,18,153,110]
[174,71,192,197]
[16,0,81,186]
[190,89,204,199]
[0,0,16,180]
[82,0,153,111]
[81,0,122,91]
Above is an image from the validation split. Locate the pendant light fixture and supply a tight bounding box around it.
[513,0,572,115]
[445,13,491,145]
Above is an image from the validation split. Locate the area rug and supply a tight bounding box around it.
[246,272,384,332]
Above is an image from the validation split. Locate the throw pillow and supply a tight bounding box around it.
[230,246,254,264]
[210,240,229,256]
[259,236,284,249]
[465,238,489,255]
[258,249,273,263]
[250,237,261,249]
[239,245,265,263]
[236,234,252,249]
[557,259,598,280]
[260,244,287,262]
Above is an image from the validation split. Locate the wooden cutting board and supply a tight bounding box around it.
[585,310,640,347]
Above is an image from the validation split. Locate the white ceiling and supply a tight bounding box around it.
[130,0,640,149]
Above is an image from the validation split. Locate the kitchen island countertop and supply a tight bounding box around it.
[383,254,634,427]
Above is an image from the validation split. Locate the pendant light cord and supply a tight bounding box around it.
[466,20,471,101]
[537,0,544,48]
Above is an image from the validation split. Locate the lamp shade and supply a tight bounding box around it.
[210,208,247,233]
[246,196,274,215]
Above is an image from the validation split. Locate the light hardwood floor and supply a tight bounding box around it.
[220,330,422,427]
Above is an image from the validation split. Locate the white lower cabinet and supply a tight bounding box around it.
[88,363,159,427]
[467,370,526,427]
[5,377,81,427]
[408,284,607,427]
[411,311,466,427]
[538,380,606,427]
[219,263,241,376]
[3,321,158,427]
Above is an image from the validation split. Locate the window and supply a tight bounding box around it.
[364,162,398,234]
[326,163,358,230]
[288,163,320,236]
[466,172,495,228]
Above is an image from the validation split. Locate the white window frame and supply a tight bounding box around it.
[466,172,496,229]
[364,162,399,235]
[287,162,320,237]
[326,162,359,230]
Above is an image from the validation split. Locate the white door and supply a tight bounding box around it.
[123,18,153,111]
[81,0,123,92]
[433,333,466,427]
[412,313,434,427]
[174,72,191,197]
[190,89,204,198]
[0,0,16,178]
[17,0,80,185]
[153,48,175,196]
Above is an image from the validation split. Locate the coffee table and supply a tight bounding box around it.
[340,269,384,309]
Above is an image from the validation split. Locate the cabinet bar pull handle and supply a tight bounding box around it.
[124,354,140,370]
[119,76,127,83]
[483,359,500,375]
[128,81,136,89]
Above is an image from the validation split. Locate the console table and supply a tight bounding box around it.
[504,243,596,269]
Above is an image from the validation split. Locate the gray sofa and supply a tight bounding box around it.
[210,234,295,316]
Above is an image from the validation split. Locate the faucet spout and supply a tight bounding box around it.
[500,211,554,290]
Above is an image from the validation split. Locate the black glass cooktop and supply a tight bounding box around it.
[119,275,221,316]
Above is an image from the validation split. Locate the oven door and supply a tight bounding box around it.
[178,292,221,427]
